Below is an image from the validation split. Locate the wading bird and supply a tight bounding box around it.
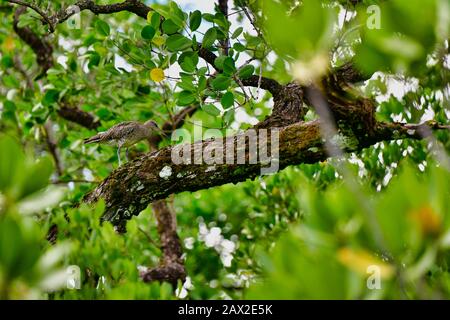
[84,120,166,165]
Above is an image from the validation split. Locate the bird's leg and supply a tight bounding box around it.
[125,148,129,162]
[117,145,122,166]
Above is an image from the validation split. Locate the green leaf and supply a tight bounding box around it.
[169,1,186,27]
[221,91,234,109]
[2,75,19,87]
[166,34,192,52]
[0,135,24,192]
[179,52,198,73]
[180,57,195,72]
[202,27,217,49]
[201,104,221,116]
[262,0,336,58]
[177,90,196,106]
[222,57,236,75]
[213,12,230,32]
[141,25,156,40]
[198,75,207,91]
[95,20,110,37]
[211,74,231,91]
[19,157,53,199]
[1,56,14,68]
[88,52,101,69]
[162,19,180,34]
[189,10,202,31]
[177,78,196,92]
[233,42,246,52]
[223,108,235,125]
[152,3,184,27]
[214,56,227,70]
[231,27,243,39]
[42,89,60,107]
[202,13,215,22]
[150,12,161,29]
[238,64,255,79]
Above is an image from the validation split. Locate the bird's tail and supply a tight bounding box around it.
[157,127,169,138]
[84,133,104,144]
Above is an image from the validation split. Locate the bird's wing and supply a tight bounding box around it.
[103,121,139,141]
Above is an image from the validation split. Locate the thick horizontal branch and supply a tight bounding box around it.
[57,102,100,130]
[241,75,284,97]
[83,119,446,224]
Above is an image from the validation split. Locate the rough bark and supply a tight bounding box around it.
[140,200,186,286]
[83,115,445,225]
[254,82,306,129]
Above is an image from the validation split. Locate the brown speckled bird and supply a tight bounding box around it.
[84,120,165,165]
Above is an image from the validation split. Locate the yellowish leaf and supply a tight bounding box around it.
[410,205,442,237]
[2,36,15,52]
[150,68,165,82]
[337,247,395,279]
[152,36,165,47]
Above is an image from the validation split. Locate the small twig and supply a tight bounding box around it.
[241,4,266,45]
[227,8,245,16]
[138,227,160,248]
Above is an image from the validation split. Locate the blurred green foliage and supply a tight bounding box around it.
[0,136,70,299]
[247,165,450,299]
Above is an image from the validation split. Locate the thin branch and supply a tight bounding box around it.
[138,227,159,247]
[240,2,267,45]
